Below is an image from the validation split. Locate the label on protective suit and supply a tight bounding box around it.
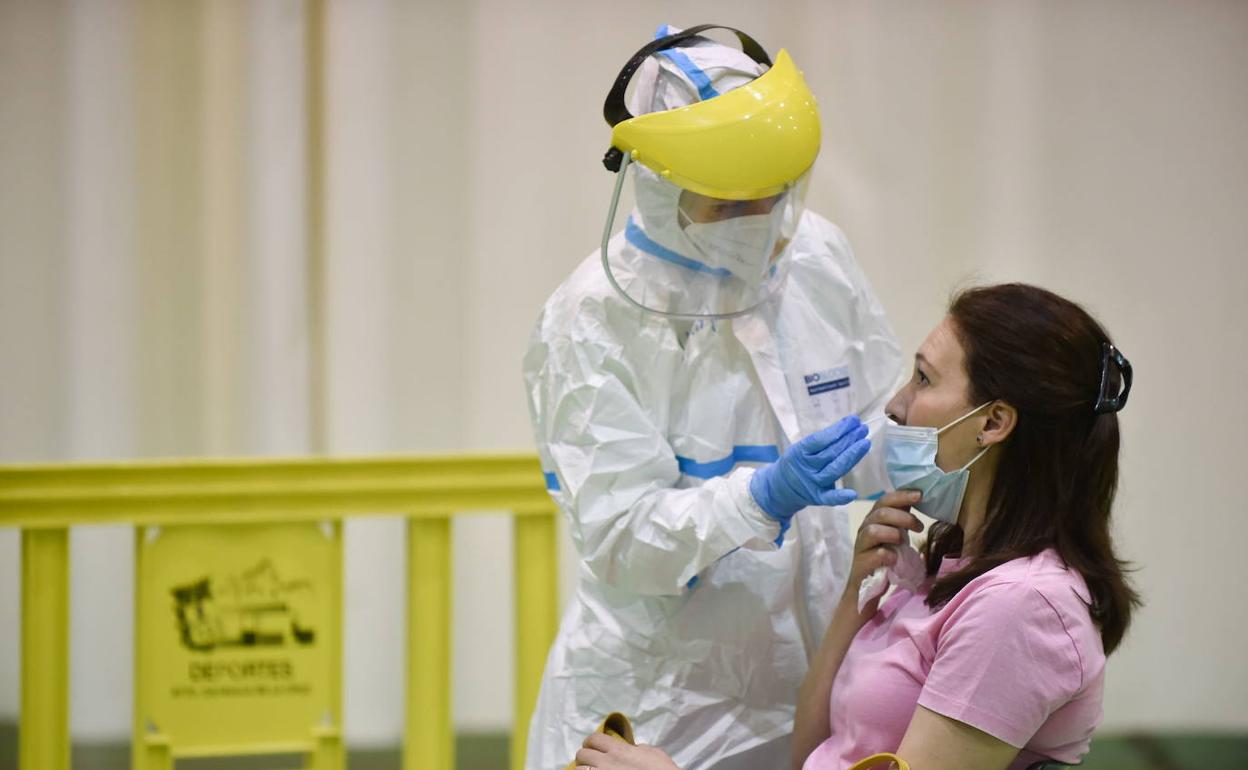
[802,366,853,425]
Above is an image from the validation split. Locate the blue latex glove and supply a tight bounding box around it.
[749,415,871,524]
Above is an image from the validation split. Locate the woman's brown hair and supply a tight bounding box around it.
[922,283,1140,654]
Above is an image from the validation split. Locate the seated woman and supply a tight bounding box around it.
[571,283,1138,770]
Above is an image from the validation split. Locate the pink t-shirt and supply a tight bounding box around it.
[804,549,1105,770]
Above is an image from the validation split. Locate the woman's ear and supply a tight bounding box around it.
[980,401,1017,446]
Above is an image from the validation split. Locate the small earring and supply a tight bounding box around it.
[976,433,984,445]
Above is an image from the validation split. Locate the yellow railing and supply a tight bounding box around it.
[0,453,559,770]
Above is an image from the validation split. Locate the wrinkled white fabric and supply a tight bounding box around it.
[522,210,902,770]
[857,531,927,613]
[628,24,765,116]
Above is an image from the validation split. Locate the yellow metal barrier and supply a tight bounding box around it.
[0,453,559,770]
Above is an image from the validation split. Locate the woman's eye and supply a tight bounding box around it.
[916,369,930,385]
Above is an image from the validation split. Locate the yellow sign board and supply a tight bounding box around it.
[136,522,341,755]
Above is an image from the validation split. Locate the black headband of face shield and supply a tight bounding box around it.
[1094,342,1133,415]
[601,24,772,172]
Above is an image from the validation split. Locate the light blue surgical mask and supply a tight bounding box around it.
[884,402,992,524]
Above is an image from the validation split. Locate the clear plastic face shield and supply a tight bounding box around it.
[599,154,809,319]
[596,25,822,320]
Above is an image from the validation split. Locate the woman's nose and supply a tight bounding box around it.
[884,391,906,425]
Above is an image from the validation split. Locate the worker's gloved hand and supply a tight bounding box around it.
[749,416,871,523]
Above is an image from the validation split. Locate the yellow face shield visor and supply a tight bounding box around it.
[601,25,821,200]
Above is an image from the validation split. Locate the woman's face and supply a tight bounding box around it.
[885,316,982,471]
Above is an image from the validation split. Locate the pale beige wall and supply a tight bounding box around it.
[1,0,1245,744]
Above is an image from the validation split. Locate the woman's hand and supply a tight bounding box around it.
[843,490,925,614]
[574,733,682,770]
[792,489,924,769]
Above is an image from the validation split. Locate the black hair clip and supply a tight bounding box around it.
[1094,343,1132,415]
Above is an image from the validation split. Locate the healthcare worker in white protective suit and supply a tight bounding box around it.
[522,25,903,770]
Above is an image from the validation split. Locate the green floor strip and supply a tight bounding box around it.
[0,724,1245,770]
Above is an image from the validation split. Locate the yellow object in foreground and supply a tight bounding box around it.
[565,712,637,770]
[846,753,911,770]
[609,49,821,200]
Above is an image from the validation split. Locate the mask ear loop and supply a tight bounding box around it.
[958,444,992,473]
[936,401,994,436]
[936,401,995,473]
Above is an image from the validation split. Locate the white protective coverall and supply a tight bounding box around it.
[522,28,903,770]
